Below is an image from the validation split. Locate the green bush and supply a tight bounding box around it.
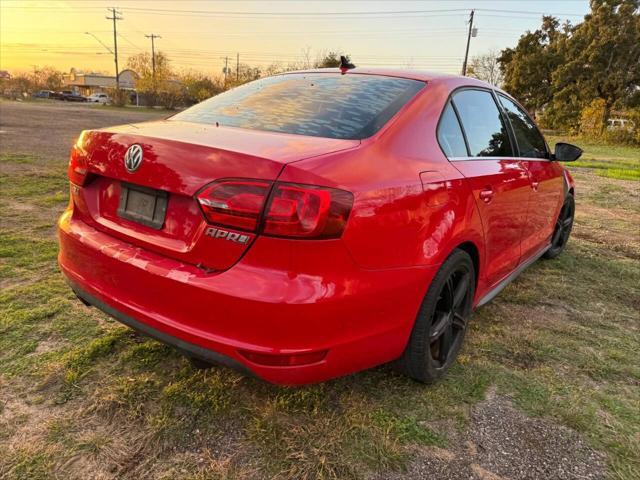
[579,99,606,137]
[578,101,639,146]
[108,88,129,107]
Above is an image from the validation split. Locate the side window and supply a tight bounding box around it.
[498,95,547,159]
[452,90,513,157]
[437,101,468,158]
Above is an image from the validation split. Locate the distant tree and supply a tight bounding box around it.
[498,16,567,116]
[31,66,63,91]
[315,51,350,68]
[181,72,224,103]
[263,48,320,76]
[5,74,32,97]
[156,81,186,110]
[499,0,639,130]
[236,64,261,83]
[126,51,185,107]
[547,0,640,129]
[300,46,313,69]
[225,48,349,85]
[127,51,172,93]
[263,62,287,76]
[224,63,261,88]
[467,50,504,86]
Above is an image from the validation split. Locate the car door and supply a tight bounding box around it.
[440,89,531,287]
[497,94,564,260]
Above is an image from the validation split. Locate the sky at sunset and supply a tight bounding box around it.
[1,0,590,78]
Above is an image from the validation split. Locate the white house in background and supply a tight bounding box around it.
[62,68,138,95]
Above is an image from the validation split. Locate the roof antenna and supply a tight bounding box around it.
[339,55,355,74]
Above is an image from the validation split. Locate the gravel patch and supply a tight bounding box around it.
[372,390,606,480]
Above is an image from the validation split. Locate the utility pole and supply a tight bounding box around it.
[145,34,162,78]
[461,9,475,76]
[236,53,239,82]
[106,7,123,89]
[223,56,229,85]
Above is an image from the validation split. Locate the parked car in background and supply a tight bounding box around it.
[607,118,636,132]
[59,90,87,102]
[59,68,582,385]
[32,90,56,99]
[87,92,111,104]
[2,88,22,100]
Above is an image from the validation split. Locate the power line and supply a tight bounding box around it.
[2,5,584,18]
[116,6,583,18]
[118,33,144,51]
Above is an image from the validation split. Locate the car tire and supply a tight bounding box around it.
[543,195,575,260]
[397,249,475,383]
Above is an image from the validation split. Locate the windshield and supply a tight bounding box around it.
[171,73,425,140]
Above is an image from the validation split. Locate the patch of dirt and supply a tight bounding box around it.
[0,101,167,161]
[478,302,573,346]
[1,381,156,480]
[372,390,606,480]
[572,206,640,260]
[571,169,640,206]
[0,381,67,473]
[566,171,640,260]
[0,273,42,291]
[31,337,67,356]
[1,199,62,236]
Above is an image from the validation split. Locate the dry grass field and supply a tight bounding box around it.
[1,100,638,479]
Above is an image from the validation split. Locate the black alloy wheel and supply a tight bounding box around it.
[398,249,475,383]
[429,267,471,368]
[543,195,575,259]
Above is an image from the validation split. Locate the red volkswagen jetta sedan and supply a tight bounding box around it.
[58,69,581,385]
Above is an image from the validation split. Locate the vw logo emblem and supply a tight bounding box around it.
[124,144,143,173]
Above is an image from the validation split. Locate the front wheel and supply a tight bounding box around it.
[397,249,475,383]
[543,195,575,259]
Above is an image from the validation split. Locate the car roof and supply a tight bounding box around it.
[284,67,459,81]
[276,68,497,89]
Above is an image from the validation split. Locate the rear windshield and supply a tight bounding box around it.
[171,73,425,140]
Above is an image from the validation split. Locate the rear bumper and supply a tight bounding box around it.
[67,280,253,376]
[58,208,436,384]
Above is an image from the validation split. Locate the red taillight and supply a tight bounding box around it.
[239,349,328,366]
[68,145,88,186]
[197,180,271,231]
[264,184,352,238]
[197,179,353,238]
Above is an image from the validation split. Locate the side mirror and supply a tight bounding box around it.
[552,142,583,162]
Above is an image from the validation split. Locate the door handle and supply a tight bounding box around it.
[479,188,494,203]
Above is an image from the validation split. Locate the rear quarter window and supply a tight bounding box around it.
[437,102,468,158]
[452,89,513,157]
[171,73,425,140]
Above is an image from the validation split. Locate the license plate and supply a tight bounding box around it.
[118,183,168,229]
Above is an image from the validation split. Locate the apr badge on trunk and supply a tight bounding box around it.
[205,227,250,245]
[124,144,143,173]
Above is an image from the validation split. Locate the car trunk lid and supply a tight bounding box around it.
[72,120,359,271]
